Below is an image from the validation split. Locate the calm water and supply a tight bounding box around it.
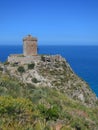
[0,45,98,96]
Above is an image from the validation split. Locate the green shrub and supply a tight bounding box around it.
[46,106,60,121]
[38,104,60,121]
[11,62,19,67]
[41,55,45,62]
[0,67,3,71]
[38,104,47,115]
[17,66,25,73]
[32,78,39,83]
[28,63,35,69]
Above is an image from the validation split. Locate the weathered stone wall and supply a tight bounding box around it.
[8,54,63,64]
[8,55,41,64]
[23,39,37,56]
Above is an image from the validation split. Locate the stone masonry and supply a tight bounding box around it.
[23,35,37,56]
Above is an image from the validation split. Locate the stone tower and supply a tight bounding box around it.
[23,35,37,56]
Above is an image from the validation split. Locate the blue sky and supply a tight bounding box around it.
[0,0,98,45]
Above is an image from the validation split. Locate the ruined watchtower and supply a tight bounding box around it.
[23,35,37,56]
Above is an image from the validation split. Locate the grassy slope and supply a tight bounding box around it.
[0,72,98,130]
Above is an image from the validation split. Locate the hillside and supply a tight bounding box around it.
[0,55,98,130]
[5,55,97,106]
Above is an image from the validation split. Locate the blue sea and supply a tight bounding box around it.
[0,45,98,97]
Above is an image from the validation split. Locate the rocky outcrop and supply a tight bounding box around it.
[0,55,97,106]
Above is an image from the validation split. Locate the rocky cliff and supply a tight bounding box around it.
[1,55,97,107]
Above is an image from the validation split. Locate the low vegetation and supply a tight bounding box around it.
[0,72,98,130]
[17,66,25,73]
[0,66,3,71]
[41,55,45,62]
[28,63,35,69]
[32,77,40,83]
